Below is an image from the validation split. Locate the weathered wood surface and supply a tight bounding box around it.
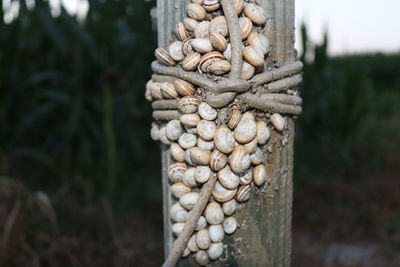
[157,0,296,266]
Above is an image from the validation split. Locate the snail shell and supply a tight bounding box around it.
[198,102,217,121]
[251,147,266,165]
[174,79,196,96]
[180,113,201,128]
[223,216,238,234]
[172,222,185,236]
[253,164,267,186]
[223,43,232,61]
[194,21,210,38]
[178,96,201,114]
[148,81,163,100]
[236,184,252,202]
[190,147,211,165]
[208,224,224,243]
[205,202,224,225]
[159,126,171,145]
[212,181,237,202]
[192,0,204,4]
[178,133,197,149]
[199,51,224,73]
[208,242,224,260]
[180,191,200,210]
[196,216,208,231]
[229,146,251,174]
[183,17,199,32]
[241,60,256,80]
[222,199,237,216]
[184,125,198,134]
[175,21,189,41]
[170,202,188,222]
[185,148,194,166]
[168,41,185,61]
[197,120,216,141]
[160,82,178,99]
[218,166,240,190]
[270,113,285,131]
[256,120,270,145]
[181,52,201,71]
[208,60,231,75]
[234,114,257,143]
[198,137,215,151]
[209,16,228,37]
[170,143,185,162]
[243,3,267,25]
[243,46,264,67]
[188,234,199,252]
[226,108,242,129]
[187,3,206,21]
[165,120,183,141]
[150,123,160,141]
[244,137,258,154]
[210,150,228,171]
[209,32,227,52]
[214,127,235,154]
[168,162,186,183]
[233,0,244,14]
[196,229,211,250]
[171,182,192,198]
[145,81,153,102]
[182,247,190,257]
[248,31,270,55]
[182,38,195,55]
[239,17,252,40]
[191,38,213,53]
[155,48,176,66]
[183,167,198,188]
[239,169,253,185]
[203,0,220,12]
[195,166,212,183]
[195,250,209,266]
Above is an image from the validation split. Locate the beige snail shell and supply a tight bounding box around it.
[170,202,188,222]
[208,60,231,75]
[178,96,201,114]
[187,3,206,21]
[154,48,176,66]
[234,115,257,143]
[208,242,224,260]
[243,3,267,25]
[248,31,270,55]
[175,21,189,41]
[178,133,197,149]
[174,79,196,96]
[196,216,208,231]
[172,222,185,236]
[226,108,242,129]
[150,123,160,141]
[159,126,171,145]
[218,165,240,190]
[197,137,215,151]
[182,38,195,55]
[270,113,285,131]
[188,234,199,252]
[170,143,185,162]
[195,166,212,183]
[253,164,267,186]
[171,182,192,199]
[209,32,227,52]
[195,250,209,266]
[183,167,198,188]
[190,147,211,165]
[223,216,238,234]
[191,38,213,53]
[208,224,224,243]
[241,60,256,80]
[212,181,237,202]
[191,0,204,5]
[203,0,220,12]
[181,52,201,71]
[244,137,258,154]
[197,120,216,141]
[165,119,183,141]
[204,202,224,225]
[148,81,163,100]
[210,150,227,171]
[144,81,153,102]
[243,46,264,67]
[239,17,252,40]
[256,120,270,145]
[199,51,224,73]
[196,229,211,250]
[183,17,199,32]
[209,16,228,37]
[182,247,190,258]
[233,0,244,14]
[168,162,186,183]
[168,41,185,61]
[185,148,194,166]
[250,147,265,165]
[180,191,200,210]
[198,102,217,121]
[229,146,251,174]
[185,125,198,135]
[180,113,201,128]
[194,21,210,38]
[214,127,235,154]
[236,184,252,202]
[160,82,178,99]
[222,199,237,216]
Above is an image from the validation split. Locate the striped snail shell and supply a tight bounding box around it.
[187,3,206,21]
[243,3,267,25]
[167,162,187,183]
[236,184,252,202]
[181,52,201,71]
[210,150,227,171]
[175,79,196,96]
[155,48,176,66]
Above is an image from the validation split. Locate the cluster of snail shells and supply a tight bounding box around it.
[145,1,288,265]
[153,0,270,80]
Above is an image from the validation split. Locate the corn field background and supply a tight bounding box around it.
[0,0,399,266]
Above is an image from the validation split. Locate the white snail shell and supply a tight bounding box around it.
[171,182,192,199]
[250,147,265,165]
[195,250,209,266]
[208,60,231,75]
[196,215,208,231]
[195,166,212,183]
[218,165,240,190]
[185,125,198,134]
[150,123,160,141]
[178,133,197,149]
[170,202,188,222]
[170,143,185,162]
[172,222,185,236]
[187,3,206,21]
[204,202,224,225]
[196,229,211,250]
[183,17,199,32]
[182,247,190,257]
[198,102,217,121]
[248,31,270,55]
[239,169,253,185]
[207,242,224,260]
[159,126,171,145]
[183,167,198,188]
[191,38,213,53]
[194,21,210,38]
[168,162,186,183]
[185,148,194,166]
[197,120,216,141]
[223,216,238,234]
[165,120,183,141]
[239,17,252,40]
[241,60,256,80]
[223,43,232,62]
[168,41,185,61]
[182,38,195,56]
[212,181,237,203]
[222,199,237,216]
[148,81,163,100]
[270,113,285,131]
[188,234,199,252]
[236,184,252,202]
[234,114,257,144]
[179,191,200,210]
[253,164,267,186]
[214,127,235,154]
[244,137,258,154]
[209,16,228,37]
[256,120,270,145]
[145,85,153,102]
[208,224,224,243]
[203,0,220,12]
[180,113,201,127]
[243,3,267,25]
[190,147,211,165]
[197,137,215,151]
[229,146,251,174]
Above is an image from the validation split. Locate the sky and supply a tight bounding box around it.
[3,0,400,55]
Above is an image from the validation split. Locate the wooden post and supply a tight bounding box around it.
[157,0,296,266]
